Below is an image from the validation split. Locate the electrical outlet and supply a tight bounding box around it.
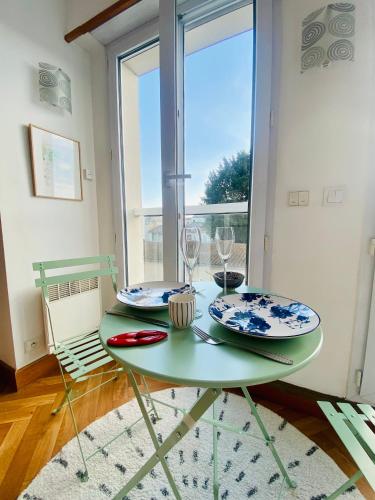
[24,338,41,353]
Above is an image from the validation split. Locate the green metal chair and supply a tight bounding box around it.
[318,401,375,499]
[33,255,159,481]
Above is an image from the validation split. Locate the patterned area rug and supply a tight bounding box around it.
[20,387,363,500]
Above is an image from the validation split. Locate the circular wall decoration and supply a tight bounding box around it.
[301,3,355,72]
[39,69,58,88]
[302,22,326,50]
[301,46,326,71]
[302,7,326,26]
[327,39,354,61]
[39,62,58,70]
[328,2,355,12]
[38,62,72,113]
[328,14,355,37]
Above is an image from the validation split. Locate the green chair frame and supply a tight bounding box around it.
[318,401,375,498]
[33,255,159,481]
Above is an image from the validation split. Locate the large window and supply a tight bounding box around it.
[109,0,269,287]
[184,4,253,280]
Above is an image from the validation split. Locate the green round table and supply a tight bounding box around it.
[99,282,323,499]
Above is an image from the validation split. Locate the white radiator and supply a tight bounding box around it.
[42,277,102,352]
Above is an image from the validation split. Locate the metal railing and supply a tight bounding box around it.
[135,203,249,280]
[131,201,248,217]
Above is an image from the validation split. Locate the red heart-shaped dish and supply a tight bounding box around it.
[107,330,167,347]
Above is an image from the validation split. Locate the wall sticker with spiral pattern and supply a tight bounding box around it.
[39,62,72,113]
[301,3,355,73]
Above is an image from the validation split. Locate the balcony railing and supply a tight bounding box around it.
[131,201,248,217]
[128,202,248,282]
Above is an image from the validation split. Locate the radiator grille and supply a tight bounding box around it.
[48,277,99,302]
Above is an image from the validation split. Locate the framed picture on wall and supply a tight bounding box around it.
[28,124,83,201]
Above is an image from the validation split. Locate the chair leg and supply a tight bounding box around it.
[327,470,363,500]
[65,389,89,482]
[52,381,74,415]
[112,363,122,381]
[54,366,123,415]
[57,360,89,481]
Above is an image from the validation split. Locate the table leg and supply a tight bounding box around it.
[122,369,181,499]
[114,377,221,500]
[241,386,297,489]
[212,399,219,500]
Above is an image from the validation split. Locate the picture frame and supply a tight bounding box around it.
[28,124,83,201]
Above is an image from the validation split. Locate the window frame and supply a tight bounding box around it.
[107,0,273,288]
[107,20,159,288]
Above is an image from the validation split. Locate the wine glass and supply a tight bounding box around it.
[180,225,202,318]
[180,225,201,294]
[215,226,235,294]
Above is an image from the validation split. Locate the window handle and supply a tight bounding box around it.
[164,173,191,187]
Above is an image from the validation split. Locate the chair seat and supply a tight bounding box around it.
[55,331,113,380]
[318,401,375,491]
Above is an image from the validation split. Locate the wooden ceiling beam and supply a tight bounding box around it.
[65,0,142,43]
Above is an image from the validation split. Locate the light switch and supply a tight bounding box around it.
[298,191,309,206]
[327,189,343,203]
[288,191,299,206]
[323,187,345,206]
[288,191,309,206]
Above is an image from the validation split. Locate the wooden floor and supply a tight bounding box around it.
[0,366,373,500]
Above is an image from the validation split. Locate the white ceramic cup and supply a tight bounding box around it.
[168,293,196,329]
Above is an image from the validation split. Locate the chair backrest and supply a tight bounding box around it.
[33,255,118,348]
[33,255,118,299]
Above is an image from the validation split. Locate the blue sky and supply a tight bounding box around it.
[139,29,253,207]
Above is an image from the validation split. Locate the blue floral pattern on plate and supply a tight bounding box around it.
[208,293,320,339]
[117,282,191,310]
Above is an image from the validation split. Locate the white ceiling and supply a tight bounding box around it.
[91,0,159,45]
[66,0,118,32]
[91,0,253,49]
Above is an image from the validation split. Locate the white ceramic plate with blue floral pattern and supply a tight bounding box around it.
[208,293,320,339]
[117,281,192,310]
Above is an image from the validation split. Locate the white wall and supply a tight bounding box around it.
[270,0,375,396]
[0,0,100,368]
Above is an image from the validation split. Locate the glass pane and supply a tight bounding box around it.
[144,215,163,281]
[120,43,163,283]
[184,5,254,281]
[186,213,249,281]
